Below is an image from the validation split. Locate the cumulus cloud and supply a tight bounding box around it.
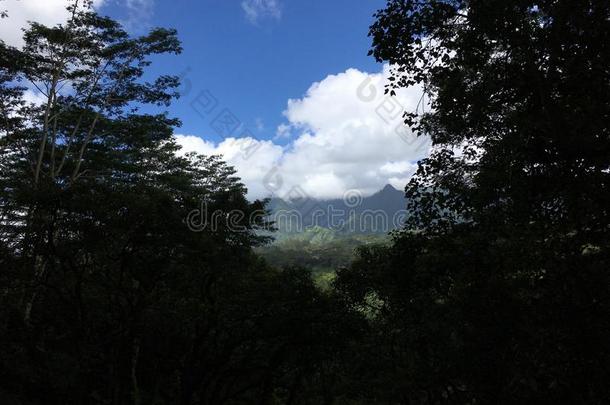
[0,0,154,47]
[123,0,154,32]
[177,65,431,201]
[175,135,284,200]
[274,123,291,140]
[0,0,105,47]
[22,88,48,105]
[241,0,281,25]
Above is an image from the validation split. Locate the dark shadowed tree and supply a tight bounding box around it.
[0,2,361,405]
[337,1,610,404]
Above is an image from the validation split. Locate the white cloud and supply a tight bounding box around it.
[22,88,48,105]
[0,0,154,47]
[274,123,291,140]
[380,161,416,175]
[176,65,431,201]
[175,135,284,200]
[123,0,154,32]
[0,0,106,48]
[241,0,281,25]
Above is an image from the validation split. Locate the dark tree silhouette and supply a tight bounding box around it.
[337,0,610,403]
[0,2,360,404]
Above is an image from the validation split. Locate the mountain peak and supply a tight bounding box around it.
[373,184,402,197]
[381,184,399,192]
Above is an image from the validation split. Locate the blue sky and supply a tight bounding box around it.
[103,0,386,143]
[1,0,430,200]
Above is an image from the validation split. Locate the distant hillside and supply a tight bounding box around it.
[259,185,406,285]
[256,227,390,288]
[268,184,407,237]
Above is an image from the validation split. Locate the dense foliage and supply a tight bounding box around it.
[1,0,608,404]
[336,0,610,403]
[0,3,361,404]
[258,228,389,289]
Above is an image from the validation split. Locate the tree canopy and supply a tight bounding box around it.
[336,0,610,403]
[1,0,608,404]
[0,2,360,404]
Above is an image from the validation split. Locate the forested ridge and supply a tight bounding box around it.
[0,1,609,404]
